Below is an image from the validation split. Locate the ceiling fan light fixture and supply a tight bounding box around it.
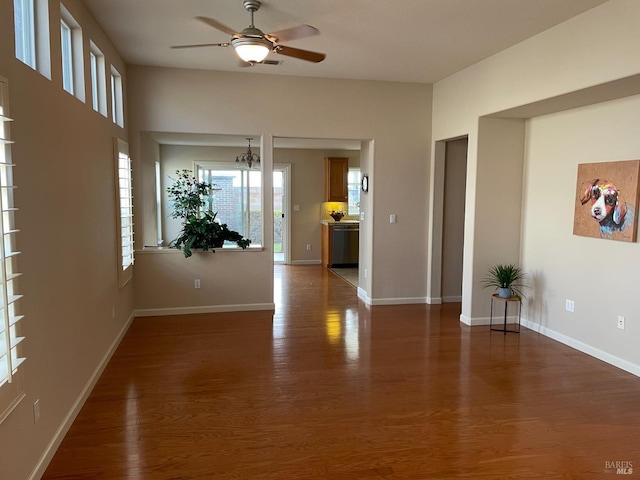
[232,37,271,63]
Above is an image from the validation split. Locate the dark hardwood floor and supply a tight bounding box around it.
[42,265,640,479]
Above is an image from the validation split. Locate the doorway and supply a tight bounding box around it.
[428,136,468,304]
[441,138,468,302]
[273,165,290,264]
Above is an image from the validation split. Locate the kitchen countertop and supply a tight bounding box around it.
[321,220,360,225]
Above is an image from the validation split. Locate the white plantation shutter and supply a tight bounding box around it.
[0,77,25,422]
[115,139,133,286]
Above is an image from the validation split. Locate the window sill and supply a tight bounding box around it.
[138,246,264,255]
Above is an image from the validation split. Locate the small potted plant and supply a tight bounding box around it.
[482,263,527,299]
[167,170,250,258]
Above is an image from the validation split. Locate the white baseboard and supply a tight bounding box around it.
[460,314,496,326]
[442,295,462,303]
[522,318,640,378]
[290,260,322,265]
[367,296,428,306]
[29,312,135,480]
[134,303,275,317]
[357,287,371,304]
[427,296,443,304]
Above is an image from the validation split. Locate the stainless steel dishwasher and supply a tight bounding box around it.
[331,224,359,267]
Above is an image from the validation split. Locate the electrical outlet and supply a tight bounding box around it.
[565,299,575,312]
[33,399,40,424]
[306,243,311,251]
[390,214,397,224]
[194,279,201,289]
[618,316,625,330]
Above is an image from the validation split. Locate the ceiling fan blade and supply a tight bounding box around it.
[171,42,230,49]
[274,45,325,63]
[266,24,319,43]
[195,16,237,36]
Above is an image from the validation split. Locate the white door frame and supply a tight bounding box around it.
[274,164,291,264]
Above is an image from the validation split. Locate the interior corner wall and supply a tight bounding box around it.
[431,0,640,371]
[521,95,640,372]
[469,117,526,319]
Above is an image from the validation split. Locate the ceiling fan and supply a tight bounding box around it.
[172,0,326,65]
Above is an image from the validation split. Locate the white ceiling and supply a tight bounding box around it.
[83,0,607,85]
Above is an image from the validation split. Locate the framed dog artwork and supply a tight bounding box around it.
[573,160,640,242]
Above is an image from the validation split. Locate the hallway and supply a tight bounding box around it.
[42,265,640,479]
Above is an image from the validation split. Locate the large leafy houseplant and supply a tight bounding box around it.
[482,263,528,299]
[167,170,250,258]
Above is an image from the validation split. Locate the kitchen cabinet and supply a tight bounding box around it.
[325,157,348,202]
[321,224,332,267]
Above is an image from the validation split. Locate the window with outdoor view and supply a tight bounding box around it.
[89,41,107,116]
[60,5,84,101]
[195,163,262,247]
[110,66,124,127]
[347,168,361,215]
[14,0,35,68]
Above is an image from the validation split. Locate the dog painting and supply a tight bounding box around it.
[573,160,640,242]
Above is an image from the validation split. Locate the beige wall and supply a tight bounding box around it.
[431,0,640,374]
[522,95,640,369]
[128,66,432,311]
[0,1,133,479]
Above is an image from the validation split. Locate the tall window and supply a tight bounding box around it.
[60,5,84,100]
[114,139,134,286]
[60,19,73,94]
[89,41,107,116]
[13,0,36,68]
[110,66,124,127]
[195,163,262,247]
[0,77,26,423]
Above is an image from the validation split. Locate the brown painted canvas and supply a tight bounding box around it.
[573,160,640,242]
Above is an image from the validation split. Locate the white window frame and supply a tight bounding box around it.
[0,77,26,424]
[89,42,107,116]
[60,19,73,94]
[13,0,52,79]
[110,66,124,127]
[114,139,134,287]
[60,4,84,101]
[194,162,263,248]
[14,0,36,68]
[155,161,163,245]
[347,168,361,216]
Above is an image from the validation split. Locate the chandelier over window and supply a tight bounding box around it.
[236,138,260,169]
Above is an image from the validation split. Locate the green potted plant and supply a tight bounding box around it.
[167,169,250,258]
[482,263,527,299]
